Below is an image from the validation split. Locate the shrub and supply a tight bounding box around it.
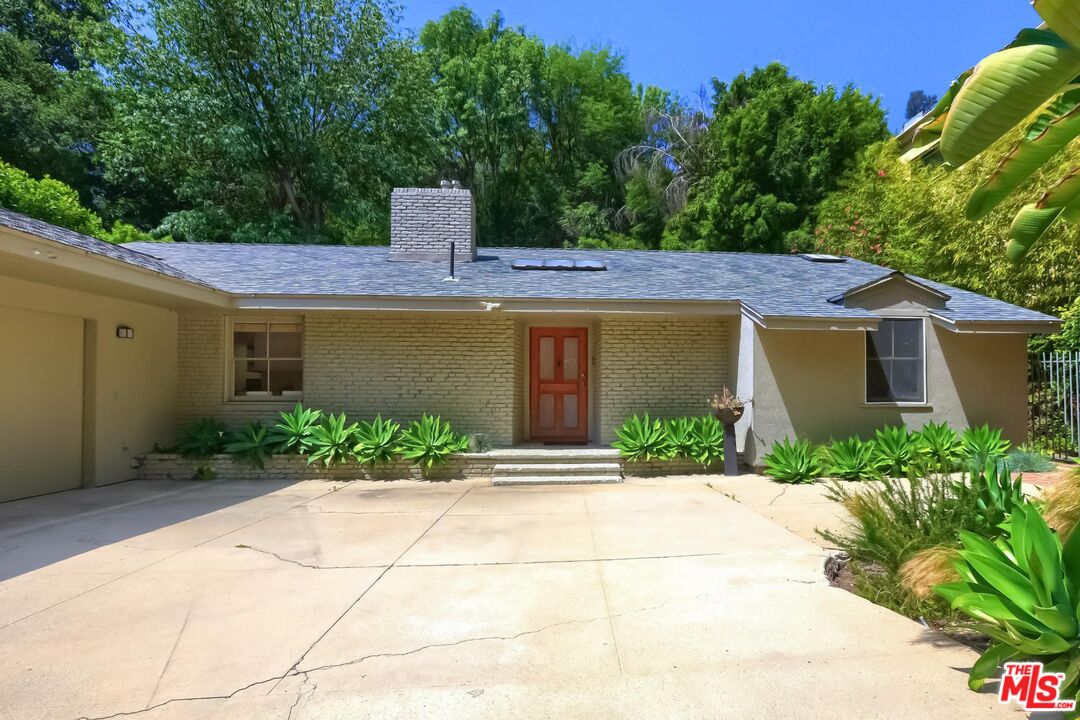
[691,415,725,468]
[225,422,276,469]
[612,414,671,462]
[823,437,884,481]
[762,438,821,484]
[872,425,923,477]
[1005,448,1055,473]
[307,413,359,467]
[916,421,961,472]
[396,415,469,473]
[966,460,1026,537]
[959,424,1010,469]
[270,403,322,455]
[934,504,1080,697]
[353,415,401,466]
[1040,465,1080,540]
[664,417,697,460]
[819,473,987,617]
[177,418,230,459]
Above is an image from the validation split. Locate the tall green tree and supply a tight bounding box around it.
[0,0,111,204]
[420,8,640,247]
[662,63,888,253]
[103,0,435,243]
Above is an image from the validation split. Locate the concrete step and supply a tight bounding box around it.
[483,448,622,464]
[493,462,622,476]
[492,474,623,486]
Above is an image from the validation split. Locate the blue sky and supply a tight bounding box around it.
[400,0,1040,131]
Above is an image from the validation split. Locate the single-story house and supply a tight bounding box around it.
[0,187,1061,501]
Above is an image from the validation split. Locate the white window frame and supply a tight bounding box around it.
[863,316,928,406]
[225,316,304,402]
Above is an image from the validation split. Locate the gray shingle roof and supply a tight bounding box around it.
[0,208,212,288]
[119,241,1057,324]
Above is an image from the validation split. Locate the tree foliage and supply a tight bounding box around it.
[102,0,435,243]
[661,63,888,253]
[815,135,1080,316]
[420,8,641,247]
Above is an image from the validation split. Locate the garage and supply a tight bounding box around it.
[0,305,85,501]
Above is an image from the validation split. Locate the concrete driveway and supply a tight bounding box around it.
[0,477,1012,720]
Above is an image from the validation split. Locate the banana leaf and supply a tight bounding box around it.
[1007,167,1080,260]
[1034,0,1080,51]
[967,87,1080,219]
[942,32,1080,167]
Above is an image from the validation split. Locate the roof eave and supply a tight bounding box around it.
[929,313,1062,335]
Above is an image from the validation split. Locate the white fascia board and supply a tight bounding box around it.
[929,313,1062,335]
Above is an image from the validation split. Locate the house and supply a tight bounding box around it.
[0,187,1060,501]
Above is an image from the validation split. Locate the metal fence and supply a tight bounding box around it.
[1029,351,1080,459]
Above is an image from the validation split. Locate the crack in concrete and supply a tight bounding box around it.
[234,544,386,571]
[767,486,790,507]
[285,672,317,720]
[145,604,192,709]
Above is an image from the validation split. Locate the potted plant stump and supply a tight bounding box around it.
[707,387,749,476]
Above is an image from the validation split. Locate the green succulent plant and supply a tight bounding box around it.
[917,421,962,471]
[396,415,469,473]
[270,403,323,455]
[934,503,1080,698]
[612,414,671,462]
[872,425,923,477]
[823,437,885,481]
[762,437,821,484]
[691,415,725,468]
[664,417,697,460]
[965,459,1027,537]
[307,413,359,467]
[177,417,230,459]
[225,421,277,469]
[353,415,401,466]
[960,424,1011,469]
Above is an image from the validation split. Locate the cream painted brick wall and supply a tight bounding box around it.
[178,312,520,445]
[598,317,729,443]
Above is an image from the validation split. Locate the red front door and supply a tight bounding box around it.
[529,327,588,442]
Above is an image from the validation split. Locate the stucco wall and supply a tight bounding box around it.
[177,311,521,446]
[0,275,178,492]
[745,322,1029,465]
[597,317,730,444]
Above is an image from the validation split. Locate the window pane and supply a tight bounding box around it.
[269,359,303,395]
[538,337,555,380]
[562,337,578,380]
[892,320,921,358]
[866,359,890,402]
[866,325,892,360]
[890,359,923,402]
[269,327,303,358]
[235,359,268,395]
[234,325,267,360]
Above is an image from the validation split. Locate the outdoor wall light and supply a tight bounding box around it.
[116,325,134,339]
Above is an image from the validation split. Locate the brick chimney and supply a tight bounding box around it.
[389,185,477,262]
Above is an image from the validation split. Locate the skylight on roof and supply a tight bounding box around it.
[798,253,846,263]
[511,259,607,271]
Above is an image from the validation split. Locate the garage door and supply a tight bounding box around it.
[0,306,83,502]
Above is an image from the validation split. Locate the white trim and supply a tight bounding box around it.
[863,316,929,406]
[928,313,1061,335]
[224,315,305,402]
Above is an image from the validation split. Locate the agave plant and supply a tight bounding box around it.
[307,413,359,467]
[353,415,401,466]
[917,421,962,471]
[872,425,923,477]
[270,403,322,455]
[177,417,230,459]
[934,503,1080,698]
[960,424,1011,469]
[965,459,1027,537]
[396,415,469,473]
[664,417,697,460]
[691,415,725,468]
[823,437,885,481]
[762,438,821,484]
[612,414,671,462]
[906,4,1080,261]
[225,421,277,469]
